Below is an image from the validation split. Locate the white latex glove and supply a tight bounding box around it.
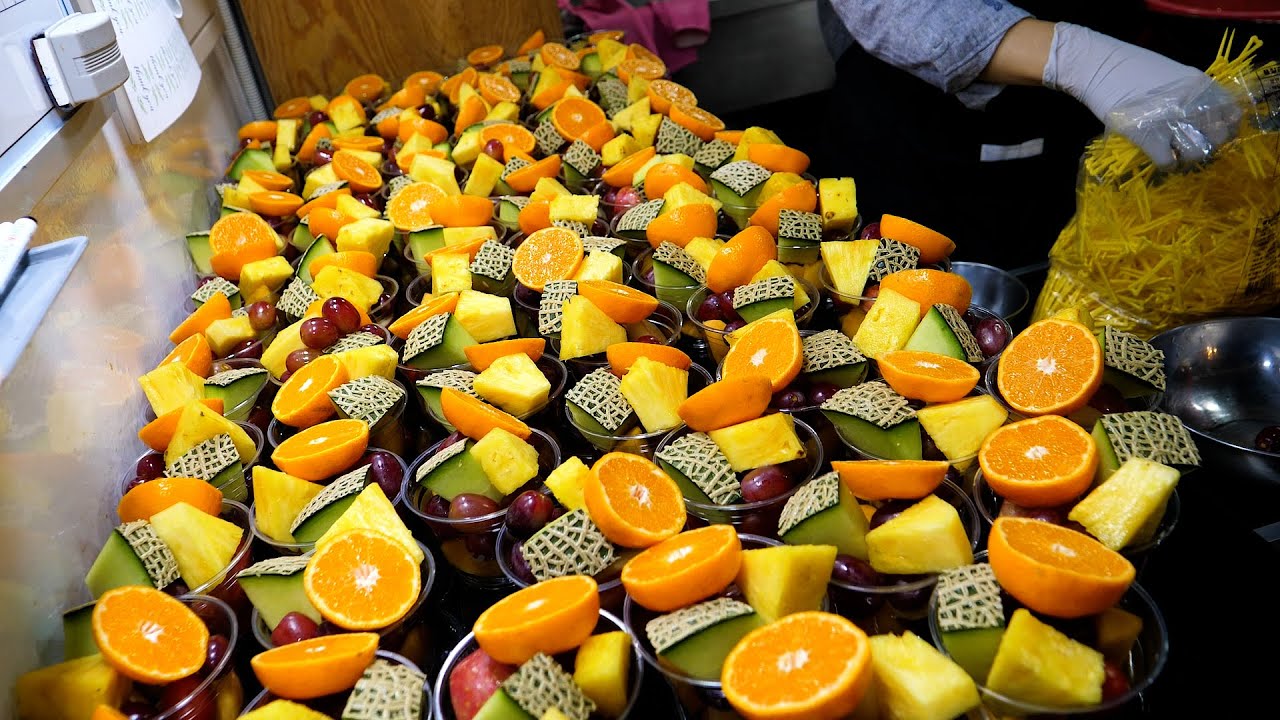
[1044,22,1242,170]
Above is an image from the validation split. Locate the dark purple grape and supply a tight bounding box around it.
[740,466,795,502]
[775,390,808,411]
[363,450,404,498]
[322,297,362,334]
[271,612,319,646]
[166,581,190,597]
[285,348,321,373]
[860,222,881,240]
[870,501,913,530]
[438,431,467,450]
[641,266,655,284]
[358,323,389,343]
[354,193,381,211]
[158,676,215,720]
[737,509,777,537]
[548,505,566,523]
[120,700,156,720]
[316,620,343,636]
[314,148,334,166]
[808,382,841,406]
[482,139,505,164]
[125,475,148,492]
[860,284,880,313]
[415,104,436,121]
[634,335,660,344]
[307,111,329,126]
[724,320,746,333]
[1088,384,1129,415]
[278,369,295,384]
[887,575,933,613]
[246,302,277,334]
[920,429,946,461]
[1255,425,1280,453]
[136,454,166,481]
[602,187,620,205]
[376,292,393,309]
[1101,660,1131,701]
[717,292,739,322]
[696,294,725,322]
[300,317,340,349]
[832,554,881,587]
[450,493,500,520]
[506,491,555,538]
[226,339,263,360]
[508,541,536,584]
[720,585,746,602]
[465,532,497,559]
[974,318,1010,357]
[201,634,229,675]
[945,467,963,486]
[425,494,451,518]
[514,283,541,307]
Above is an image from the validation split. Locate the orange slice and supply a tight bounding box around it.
[296,186,349,218]
[643,163,708,198]
[399,115,449,145]
[601,146,656,188]
[578,120,616,152]
[627,43,662,63]
[715,129,744,144]
[879,269,972,318]
[539,42,581,70]
[138,398,224,452]
[831,459,950,501]
[388,292,459,340]
[332,150,383,193]
[585,453,686,548]
[92,586,209,683]
[208,213,279,281]
[242,169,294,191]
[646,203,718,249]
[722,612,871,720]
[578,281,659,324]
[879,214,955,264]
[617,57,665,85]
[512,227,583,291]
[678,376,773,432]
[979,416,1098,507]
[877,350,980,403]
[297,123,332,165]
[988,517,1136,618]
[169,292,231,344]
[159,334,213,377]
[705,226,778,293]
[746,143,811,175]
[307,207,355,241]
[249,191,304,217]
[309,250,379,279]
[606,342,691,376]
[646,79,697,115]
[271,355,349,428]
[517,199,552,236]
[271,418,370,481]
[721,314,803,392]
[474,576,599,665]
[424,237,487,266]
[480,124,536,157]
[332,135,386,153]
[621,525,742,611]
[304,528,421,630]
[505,155,562,194]
[478,73,520,105]
[251,633,378,700]
[468,45,505,68]
[404,70,444,97]
[239,120,277,142]
[92,705,128,720]
[454,94,489,136]
[118,476,224,522]
[428,194,494,228]
[441,387,532,441]
[385,181,446,232]
[552,97,607,142]
[273,97,312,119]
[463,338,546,372]
[385,86,426,115]
[996,319,1103,416]
[441,67,478,105]
[517,29,547,56]
[669,103,724,142]
[749,181,817,236]
[344,73,387,103]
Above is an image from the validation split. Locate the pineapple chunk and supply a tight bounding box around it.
[735,544,836,622]
[261,319,307,378]
[1068,458,1178,551]
[572,250,625,283]
[633,114,664,150]
[550,195,600,224]
[683,236,725,270]
[865,495,972,574]
[708,412,803,472]
[165,399,256,466]
[470,427,539,495]
[252,467,322,543]
[204,316,257,357]
[663,182,723,214]
[987,609,1105,707]
[15,655,131,720]
[309,95,328,110]
[602,134,641,166]
[559,296,627,360]
[564,84,587,99]
[335,193,381,220]
[139,362,205,417]
[820,240,879,298]
[222,187,253,211]
[473,353,552,417]
[444,226,498,246]
[487,101,521,123]
[531,177,572,203]
[409,154,461,195]
[454,290,516,342]
[239,699,333,720]
[818,177,858,232]
[311,265,384,314]
[757,172,805,203]
[1052,305,1096,332]
[854,288,921,359]
[330,344,398,380]
[274,118,300,170]
[627,75,650,104]
[432,253,473,294]
[619,357,687,432]
[541,711,570,720]
[611,98,650,133]
[545,456,591,511]
[464,153,504,196]
[574,632,632,718]
[397,133,438,170]
[751,260,810,310]
[302,163,339,200]
[916,395,1007,464]
[315,484,424,563]
[336,218,395,261]
[150,502,244,588]
[238,174,268,195]
[732,126,784,162]
[597,38,628,70]
[869,632,979,720]
[239,256,294,304]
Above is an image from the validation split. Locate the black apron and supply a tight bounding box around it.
[818,2,1144,270]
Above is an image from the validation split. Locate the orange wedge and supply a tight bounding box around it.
[505,155,562,194]
[669,103,723,141]
[586,453,686,548]
[678,376,772,432]
[643,163,708,198]
[332,150,383,193]
[239,121,277,142]
[118,476,224,522]
[517,199,553,236]
[578,280,659,323]
[249,191,304,217]
[601,147,656,188]
[705,226,777,293]
[137,398,224,452]
[646,79,697,115]
[428,194,494,228]
[208,213,279,281]
[242,170,294,191]
[480,124,537,157]
[979,416,1098,507]
[273,97,312,119]
[388,292,460,340]
[468,45,505,68]
[512,227,583,291]
[606,343,692,376]
[747,143,811,175]
[878,350,980,403]
[988,517,1135,618]
[646,203,718,249]
[344,73,387,103]
[385,181,446,232]
[304,528,421,630]
[440,387,532,441]
[463,338,546,372]
[621,525,742,611]
[271,419,370,481]
[879,269,972,317]
[996,319,1103,416]
[251,633,378,700]
[308,250,379,279]
[831,459,950,501]
[539,42,581,70]
[474,576,599,665]
[158,334,213,377]
[271,355,349,428]
[721,314,803,392]
[879,214,955,264]
[92,586,209,683]
[517,29,547,56]
[749,181,817,237]
[552,97,607,142]
[169,292,231,344]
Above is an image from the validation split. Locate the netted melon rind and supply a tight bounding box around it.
[597,76,630,117]
[709,161,771,197]
[934,304,984,363]
[538,280,579,336]
[564,140,601,177]
[401,313,451,363]
[802,329,866,373]
[341,658,426,720]
[655,432,740,505]
[386,174,415,201]
[552,220,590,237]
[416,369,477,395]
[291,466,370,533]
[413,437,469,483]
[655,116,704,156]
[522,508,616,582]
[192,277,240,304]
[820,380,916,428]
[694,139,735,170]
[118,520,180,589]
[206,366,268,387]
[777,209,822,243]
[500,195,531,211]
[777,471,841,537]
[731,276,794,311]
[565,368,632,433]
[582,236,625,254]
[868,239,921,283]
[369,107,403,126]
[236,554,309,579]
[936,562,1004,633]
[508,59,532,74]
[534,121,566,157]
[232,307,250,319]
[652,242,705,285]
[277,276,321,318]
[325,332,383,355]
[167,434,238,481]
[1102,326,1166,391]
[502,652,596,720]
[314,137,334,154]
[1100,411,1201,466]
[470,240,515,282]
[328,375,405,426]
[501,157,531,181]
[307,180,348,201]
[646,597,755,654]
[616,199,665,233]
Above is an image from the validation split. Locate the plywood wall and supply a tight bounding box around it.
[240,0,562,104]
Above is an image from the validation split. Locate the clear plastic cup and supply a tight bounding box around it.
[153,595,242,720]
[417,355,569,434]
[119,422,265,506]
[495,526,632,615]
[603,197,660,260]
[242,650,429,716]
[185,500,255,621]
[369,274,401,327]
[550,300,684,379]
[266,378,410,457]
[565,364,714,460]
[631,249,701,337]
[205,358,272,423]
[685,277,821,364]
[927,551,1169,718]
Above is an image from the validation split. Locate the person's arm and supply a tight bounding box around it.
[978,18,1055,86]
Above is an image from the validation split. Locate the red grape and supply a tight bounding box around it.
[513,283,541,307]
[137,454,166,481]
[278,369,295,384]
[724,320,746,333]
[300,317,340,349]
[634,335,660,344]
[832,554,881,587]
[482,139,504,163]
[860,284,880,313]
[165,580,190,597]
[508,541,536,583]
[1101,660,1132,701]
[285,348,321,374]
[613,186,643,214]
[808,382,841,406]
[125,476,148,492]
[717,292,740,321]
[226,339,262,360]
[775,390,808,411]
[641,266,655,284]
[376,292,394,309]
[505,491,555,538]
[921,429,946,461]
[438,431,467,450]
[271,611,319,646]
[465,532,497,559]
[696,294,725,322]
[974,318,1010,357]
[415,104,436,121]
[362,450,404,499]
[358,323,389,343]
[201,635,229,675]
[425,494,451,518]
[158,676,215,720]
[314,148,334,166]
[887,574,934,613]
[860,222,881,240]
[354,193,381,212]
[120,701,156,720]
[740,466,795,502]
[870,501,913,530]
[1255,425,1280,453]
[322,297,361,334]
[450,493,500,520]
[307,111,329,126]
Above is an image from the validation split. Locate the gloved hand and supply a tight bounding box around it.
[1044,22,1242,170]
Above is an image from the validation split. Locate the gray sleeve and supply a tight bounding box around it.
[827,0,1032,108]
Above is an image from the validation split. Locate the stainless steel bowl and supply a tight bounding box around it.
[950,262,1030,324]
[1151,317,1280,504]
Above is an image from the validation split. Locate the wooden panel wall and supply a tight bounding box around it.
[240,0,562,104]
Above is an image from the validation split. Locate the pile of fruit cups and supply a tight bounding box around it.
[15,27,1203,720]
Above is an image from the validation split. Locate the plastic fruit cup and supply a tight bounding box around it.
[206,358,274,422]
[398,428,561,589]
[549,300,684,380]
[565,364,713,461]
[146,594,243,720]
[432,610,645,720]
[417,356,569,434]
[826,480,981,634]
[268,378,411,457]
[243,650,429,716]
[658,417,825,539]
[817,264,876,327]
[250,542,437,659]
[368,274,401,327]
[248,448,409,556]
[970,469,1181,559]
[982,360,1164,431]
[927,550,1169,719]
[685,277,821,364]
[119,422,265,506]
[631,249,702,336]
[494,526,634,616]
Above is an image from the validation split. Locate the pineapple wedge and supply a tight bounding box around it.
[531,177,572,203]
[454,290,517,342]
[550,195,599,224]
[336,218,395,261]
[329,344,398,380]
[311,265,383,314]
[736,544,836,622]
[683,237,725,271]
[409,154,461,195]
[432,252,473,294]
[204,316,257,357]
[150,502,244,588]
[574,632,632,718]
[987,609,1105,707]
[470,427,539,495]
[15,655,131,720]
[473,353,552,417]
[602,134,641,166]
[663,182,723,214]
[619,357,687,432]
[165,399,257,466]
[865,495,972,574]
[818,177,858,232]
[611,98,650,133]
[821,240,878,298]
[252,467,322,543]
[572,250,625,283]
[1068,457,1178,551]
[559,296,627,360]
[336,193,381,220]
[239,256,294,304]
[869,631,979,720]
[464,153,505,197]
[315,484,424,563]
[239,699,333,720]
[853,288,921,359]
[708,412,804,472]
[261,319,308,378]
[751,259,810,310]
[916,395,1008,465]
[545,456,591,511]
[139,362,205,417]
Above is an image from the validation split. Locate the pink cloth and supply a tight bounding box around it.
[559,0,710,73]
